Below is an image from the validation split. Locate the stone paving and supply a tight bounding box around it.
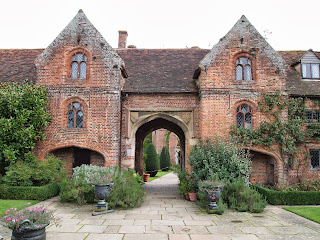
[1,172,320,239]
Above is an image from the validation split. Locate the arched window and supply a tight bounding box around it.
[236,57,252,80]
[67,102,84,128]
[236,104,252,130]
[71,53,87,79]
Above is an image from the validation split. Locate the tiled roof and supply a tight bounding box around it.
[117,48,209,93]
[0,48,319,96]
[278,51,320,96]
[0,49,43,83]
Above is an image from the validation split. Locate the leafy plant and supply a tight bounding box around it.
[1,202,58,230]
[0,82,51,174]
[188,139,251,183]
[222,178,267,213]
[3,155,63,186]
[107,169,145,209]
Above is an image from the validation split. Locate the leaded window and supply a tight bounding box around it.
[306,110,320,124]
[302,63,320,79]
[236,104,252,129]
[236,57,252,80]
[71,53,87,79]
[67,102,84,128]
[310,149,320,169]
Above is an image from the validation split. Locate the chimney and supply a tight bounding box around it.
[118,30,128,49]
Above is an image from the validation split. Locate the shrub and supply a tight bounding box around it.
[0,82,51,173]
[160,146,171,170]
[3,155,64,186]
[222,178,267,213]
[177,169,192,196]
[0,182,59,200]
[108,169,145,209]
[58,165,145,209]
[253,184,320,205]
[145,143,160,172]
[188,139,251,183]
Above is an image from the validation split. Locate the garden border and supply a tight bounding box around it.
[253,184,320,205]
[0,182,59,201]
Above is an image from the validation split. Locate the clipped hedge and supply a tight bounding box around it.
[0,182,59,201]
[253,184,320,205]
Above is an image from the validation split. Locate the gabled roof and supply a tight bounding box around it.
[36,10,124,69]
[278,50,320,96]
[117,48,209,93]
[0,48,318,96]
[0,49,43,83]
[200,15,286,70]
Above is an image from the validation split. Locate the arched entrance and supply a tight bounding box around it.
[135,118,186,175]
[250,150,278,184]
[50,147,105,175]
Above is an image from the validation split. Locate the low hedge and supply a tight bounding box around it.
[253,184,320,205]
[0,182,59,201]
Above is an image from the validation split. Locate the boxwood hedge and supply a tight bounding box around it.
[253,184,320,205]
[0,182,59,200]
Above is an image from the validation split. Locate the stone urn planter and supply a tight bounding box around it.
[94,183,114,211]
[11,220,49,240]
[206,185,224,213]
[147,170,158,177]
[143,173,150,182]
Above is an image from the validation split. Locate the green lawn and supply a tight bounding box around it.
[0,199,39,216]
[283,206,320,224]
[149,170,171,182]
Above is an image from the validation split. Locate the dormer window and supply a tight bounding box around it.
[302,63,320,79]
[71,53,87,79]
[236,57,252,81]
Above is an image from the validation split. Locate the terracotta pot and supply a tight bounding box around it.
[185,193,190,200]
[188,192,197,202]
[143,173,150,182]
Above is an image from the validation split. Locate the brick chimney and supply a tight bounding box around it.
[118,30,128,49]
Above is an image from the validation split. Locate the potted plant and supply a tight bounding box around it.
[1,202,58,240]
[87,172,114,211]
[198,178,225,212]
[187,177,198,202]
[143,173,150,182]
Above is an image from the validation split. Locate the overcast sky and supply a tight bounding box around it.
[1,0,319,51]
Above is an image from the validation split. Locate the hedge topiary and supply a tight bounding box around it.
[0,182,59,201]
[160,146,171,171]
[253,184,320,205]
[145,143,160,174]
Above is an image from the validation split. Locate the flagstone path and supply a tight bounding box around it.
[1,172,320,239]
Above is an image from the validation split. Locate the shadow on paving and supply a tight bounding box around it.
[1,173,320,240]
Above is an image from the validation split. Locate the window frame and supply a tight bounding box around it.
[301,63,320,80]
[67,102,84,129]
[310,149,320,169]
[67,49,90,80]
[62,98,88,129]
[305,110,320,124]
[236,103,253,130]
[234,53,255,82]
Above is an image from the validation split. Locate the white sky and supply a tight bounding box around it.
[1,0,319,51]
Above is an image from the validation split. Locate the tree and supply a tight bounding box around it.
[160,146,171,170]
[0,82,52,175]
[145,143,160,173]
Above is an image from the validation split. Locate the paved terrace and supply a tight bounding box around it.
[1,172,320,240]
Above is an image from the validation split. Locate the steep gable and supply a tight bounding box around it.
[36,10,124,70]
[200,15,286,71]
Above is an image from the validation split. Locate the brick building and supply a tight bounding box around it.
[0,10,319,183]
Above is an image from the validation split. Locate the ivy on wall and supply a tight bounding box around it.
[230,91,319,171]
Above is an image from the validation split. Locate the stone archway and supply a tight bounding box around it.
[134,118,186,175]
